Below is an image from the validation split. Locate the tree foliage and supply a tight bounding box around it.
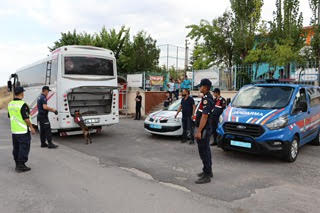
[231,0,264,62]
[49,26,160,75]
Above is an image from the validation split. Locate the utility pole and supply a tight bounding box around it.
[184,39,189,72]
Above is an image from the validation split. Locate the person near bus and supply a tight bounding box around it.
[211,88,226,146]
[194,79,214,184]
[37,86,58,149]
[175,89,196,144]
[167,78,175,99]
[174,79,181,100]
[163,91,172,109]
[8,86,36,172]
[134,91,142,120]
[181,75,192,90]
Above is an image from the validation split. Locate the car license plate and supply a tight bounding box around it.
[230,140,251,148]
[150,124,162,129]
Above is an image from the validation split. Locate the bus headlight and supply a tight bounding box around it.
[219,115,224,123]
[266,116,288,130]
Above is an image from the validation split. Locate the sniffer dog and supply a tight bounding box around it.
[74,110,92,144]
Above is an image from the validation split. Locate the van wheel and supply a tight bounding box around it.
[283,136,299,162]
[311,130,320,146]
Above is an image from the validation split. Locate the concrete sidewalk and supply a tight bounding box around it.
[0,112,230,213]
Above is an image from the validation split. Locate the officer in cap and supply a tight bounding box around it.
[37,86,58,149]
[211,88,226,146]
[194,79,214,184]
[8,86,36,172]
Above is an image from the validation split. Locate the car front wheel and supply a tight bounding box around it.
[283,136,299,162]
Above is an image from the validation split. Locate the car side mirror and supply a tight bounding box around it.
[300,102,308,112]
[7,81,12,92]
[294,102,307,113]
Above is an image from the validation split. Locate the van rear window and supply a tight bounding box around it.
[232,86,294,109]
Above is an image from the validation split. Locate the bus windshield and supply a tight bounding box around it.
[64,56,114,76]
[232,86,294,109]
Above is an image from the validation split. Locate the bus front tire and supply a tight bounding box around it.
[283,136,299,162]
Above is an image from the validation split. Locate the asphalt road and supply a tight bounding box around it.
[1,110,320,212]
[57,118,320,212]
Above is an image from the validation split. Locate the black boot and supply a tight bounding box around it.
[15,162,31,172]
[195,174,211,184]
[197,172,213,178]
[48,142,58,149]
[41,143,48,148]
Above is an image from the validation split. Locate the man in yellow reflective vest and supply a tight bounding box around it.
[8,87,36,172]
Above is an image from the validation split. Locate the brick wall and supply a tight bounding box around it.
[145,91,167,114]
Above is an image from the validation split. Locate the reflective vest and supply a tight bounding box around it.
[8,100,29,134]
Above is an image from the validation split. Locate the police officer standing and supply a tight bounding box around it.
[37,86,58,149]
[8,87,36,172]
[211,88,226,146]
[194,79,214,184]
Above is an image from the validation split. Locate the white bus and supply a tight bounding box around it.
[8,45,119,135]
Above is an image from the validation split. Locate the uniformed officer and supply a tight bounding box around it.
[8,86,36,172]
[194,79,214,184]
[211,88,226,146]
[37,86,58,149]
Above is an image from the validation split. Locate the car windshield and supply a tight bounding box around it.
[168,99,181,111]
[64,56,114,76]
[232,86,294,109]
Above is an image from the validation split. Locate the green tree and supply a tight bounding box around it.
[49,27,160,75]
[247,0,305,79]
[231,0,264,63]
[309,0,320,79]
[189,43,212,70]
[119,31,160,74]
[269,0,304,78]
[95,26,130,59]
[187,11,234,88]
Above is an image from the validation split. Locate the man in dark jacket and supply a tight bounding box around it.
[134,91,142,120]
[211,88,226,146]
[175,89,196,144]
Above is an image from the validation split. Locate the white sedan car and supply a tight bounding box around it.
[144,97,201,136]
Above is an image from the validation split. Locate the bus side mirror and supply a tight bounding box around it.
[7,81,12,92]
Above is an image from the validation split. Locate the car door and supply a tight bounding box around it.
[291,88,309,144]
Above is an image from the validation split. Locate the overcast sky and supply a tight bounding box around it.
[0,0,311,86]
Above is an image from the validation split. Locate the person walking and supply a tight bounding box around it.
[181,75,192,90]
[175,89,196,144]
[8,86,36,172]
[37,86,58,149]
[211,88,226,146]
[167,78,175,100]
[194,79,214,184]
[163,91,173,109]
[174,79,180,100]
[134,91,142,120]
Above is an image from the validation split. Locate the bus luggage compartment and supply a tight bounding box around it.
[67,86,113,116]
